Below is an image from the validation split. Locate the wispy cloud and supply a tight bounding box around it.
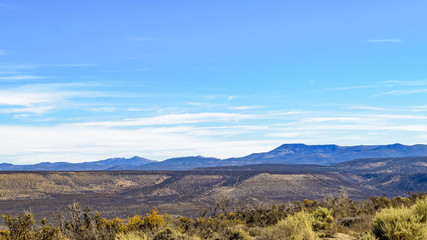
[0,124,281,163]
[322,80,427,97]
[0,106,52,114]
[230,105,262,110]
[381,80,427,86]
[0,85,89,107]
[0,50,7,56]
[0,75,45,80]
[323,85,373,91]
[367,39,401,43]
[128,107,157,112]
[2,108,427,163]
[0,83,108,118]
[89,107,116,112]
[79,112,256,127]
[376,89,427,96]
[349,106,386,111]
[0,63,98,72]
[411,106,427,112]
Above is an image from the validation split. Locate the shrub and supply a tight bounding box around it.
[33,225,62,240]
[224,225,253,240]
[143,209,166,231]
[115,231,148,240]
[2,212,35,240]
[312,207,334,231]
[358,232,377,240]
[125,215,145,232]
[0,230,10,240]
[412,198,427,223]
[152,227,195,240]
[372,205,425,240]
[258,210,318,240]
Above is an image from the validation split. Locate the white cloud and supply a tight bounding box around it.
[381,80,427,86]
[79,112,256,127]
[230,105,262,110]
[128,107,157,112]
[0,82,107,119]
[90,107,116,112]
[376,89,427,96]
[302,117,365,123]
[0,75,45,80]
[12,114,29,119]
[367,39,401,43]
[349,106,386,111]
[0,106,52,114]
[0,50,7,56]
[324,85,373,91]
[0,124,281,164]
[2,109,427,164]
[0,86,85,106]
[411,106,427,112]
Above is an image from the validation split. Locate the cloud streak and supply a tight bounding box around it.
[376,89,427,96]
[2,108,427,164]
[230,106,262,110]
[0,75,45,80]
[79,112,256,127]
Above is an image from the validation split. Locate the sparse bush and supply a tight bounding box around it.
[33,225,62,240]
[0,193,426,240]
[412,198,427,223]
[2,212,35,240]
[312,207,334,231]
[258,210,317,240]
[358,232,377,240]
[224,225,253,240]
[372,205,425,240]
[0,230,10,240]
[115,231,148,240]
[152,227,193,240]
[143,209,166,231]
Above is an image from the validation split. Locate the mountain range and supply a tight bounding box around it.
[2,143,427,171]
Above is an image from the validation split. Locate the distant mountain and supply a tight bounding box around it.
[110,156,223,170]
[1,143,427,171]
[0,156,155,171]
[223,143,427,165]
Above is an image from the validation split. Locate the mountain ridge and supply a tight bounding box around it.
[2,143,427,171]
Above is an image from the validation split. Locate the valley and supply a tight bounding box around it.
[0,155,426,224]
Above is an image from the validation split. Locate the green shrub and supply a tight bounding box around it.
[372,205,425,240]
[115,231,148,240]
[33,225,62,240]
[412,198,427,223]
[224,225,253,240]
[2,212,35,240]
[312,207,334,231]
[358,232,377,240]
[258,210,318,240]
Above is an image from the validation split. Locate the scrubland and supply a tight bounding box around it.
[0,193,426,240]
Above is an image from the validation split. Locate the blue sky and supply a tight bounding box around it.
[1,1,427,164]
